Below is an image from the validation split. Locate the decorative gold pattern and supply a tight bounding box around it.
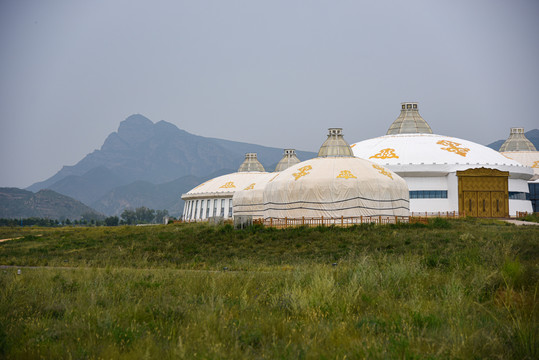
[192,181,207,191]
[219,181,236,189]
[336,170,357,179]
[293,165,312,181]
[350,144,356,148]
[244,183,255,190]
[436,140,470,157]
[532,160,539,168]
[268,174,280,182]
[369,148,399,159]
[372,164,393,180]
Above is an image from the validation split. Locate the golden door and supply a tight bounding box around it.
[463,192,477,217]
[490,191,505,217]
[477,191,491,217]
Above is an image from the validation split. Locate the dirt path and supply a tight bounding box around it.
[503,219,539,226]
[0,237,23,243]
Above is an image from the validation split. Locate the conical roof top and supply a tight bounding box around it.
[238,153,265,172]
[317,128,354,157]
[275,149,301,172]
[499,128,536,152]
[386,102,433,135]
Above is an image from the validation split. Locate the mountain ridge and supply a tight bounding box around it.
[0,187,102,220]
[25,114,317,216]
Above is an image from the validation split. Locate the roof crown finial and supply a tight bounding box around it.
[275,149,301,172]
[387,102,433,135]
[238,153,265,172]
[499,128,536,152]
[317,128,354,157]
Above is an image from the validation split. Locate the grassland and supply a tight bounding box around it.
[0,219,537,359]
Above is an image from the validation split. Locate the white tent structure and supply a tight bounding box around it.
[351,103,534,217]
[181,153,269,221]
[263,128,409,220]
[232,149,301,220]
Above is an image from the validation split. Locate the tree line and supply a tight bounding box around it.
[0,207,171,227]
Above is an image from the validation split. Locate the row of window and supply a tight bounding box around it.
[183,198,233,221]
[409,190,448,199]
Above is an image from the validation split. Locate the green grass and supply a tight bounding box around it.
[0,219,537,358]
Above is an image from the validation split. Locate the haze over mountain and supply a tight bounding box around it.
[27,114,317,216]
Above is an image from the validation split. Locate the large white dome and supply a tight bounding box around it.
[351,133,532,178]
[263,157,409,219]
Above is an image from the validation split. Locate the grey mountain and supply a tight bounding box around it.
[0,187,102,220]
[27,114,317,216]
[92,169,234,217]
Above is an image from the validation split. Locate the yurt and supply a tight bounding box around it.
[233,149,300,220]
[181,153,269,221]
[499,128,539,212]
[351,103,534,217]
[263,128,410,222]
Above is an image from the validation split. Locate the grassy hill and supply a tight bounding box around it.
[0,187,102,220]
[0,219,537,358]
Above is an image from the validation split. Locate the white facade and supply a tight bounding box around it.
[351,133,534,216]
[181,172,270,221]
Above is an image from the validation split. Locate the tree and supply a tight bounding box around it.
[104,216,119,226]
[121,209,137,225]
[155,209,169,224]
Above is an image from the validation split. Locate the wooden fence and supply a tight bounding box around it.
[255,215,409,228]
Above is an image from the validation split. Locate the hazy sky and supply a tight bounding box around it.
[1,0,538,188]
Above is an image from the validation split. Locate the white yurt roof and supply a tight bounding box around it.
[501,151,539,181]
[351,133,534,179]
[182,171,270,200]
[232,173,277,218]
[263,157,409,219]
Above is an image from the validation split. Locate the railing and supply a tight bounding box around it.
[410,211,459,218]
[256,215,409,228]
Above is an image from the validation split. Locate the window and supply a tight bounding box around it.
[409,190,448,199]
[207,200,211,218]
[200,200,204,219]
[195,200,199,219]
[508,192,529,200]
[229,199,233,218]
[221,199,225,217]
[214,199,218,216]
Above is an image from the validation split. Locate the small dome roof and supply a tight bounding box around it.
[238,153,265,172]
[182,171,269,200]
[263,157,409,219]
[275,149,301,172]
[386,102,433,135]
[499,128,536,152]
[317,128,354,157]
